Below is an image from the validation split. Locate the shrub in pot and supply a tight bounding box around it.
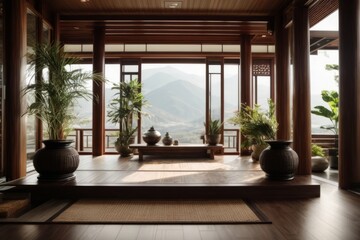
[107,79,146,157]
[228,99,278,160]
[205,119,223,145]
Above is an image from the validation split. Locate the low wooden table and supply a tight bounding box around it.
[129,144,223,161]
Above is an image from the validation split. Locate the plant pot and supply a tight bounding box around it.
[251,144,268,161]
[259,140,299,180]
[115,136,135,157]
[143,127,161,145]
[206,134,221,145]
[311,156,329,172]
[328,148,338,169]
[33,140,79,181]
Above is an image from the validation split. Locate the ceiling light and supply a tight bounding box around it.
[80,0,90,3]
[164,1,182,9]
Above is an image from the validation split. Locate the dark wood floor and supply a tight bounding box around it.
[0,155,359,239]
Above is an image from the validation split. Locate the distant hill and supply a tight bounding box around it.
[144,80,205,123]
[73,65,334,135]
[142,65,205,89]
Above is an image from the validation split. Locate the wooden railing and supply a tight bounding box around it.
[71,128,240,154]
[34,129,335,156]
[311,134,338,150]
[223,129,240,153]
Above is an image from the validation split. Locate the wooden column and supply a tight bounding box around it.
[3,0,27,180]
[92,27,105,156]
[292,0,312,175]
[240,35,253,155]
[338,0,360,189]
[240,35,253,107]
[275,14,291,140]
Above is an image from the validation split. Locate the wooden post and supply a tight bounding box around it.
[240,35,253,155]
[338,0,360,189]
[240,35,253,107]
[92,26,105,156]
[275,14,291,140]
[3,0,27,180]
[292,0,312,175]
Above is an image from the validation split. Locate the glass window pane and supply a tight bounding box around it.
[123,65,138,72]
[209,65,221,73]
[310,50,339,133]
[224,64,239,128]
[42,23,51,44]
[202,45,222,52]
[124,44,146,52]
[142,63,205,143]
[209,72,221,120]
[105,64,121,152]
[147,44,201,52]
[26,10,37,163]
[256,76,271,111]
[68,64,94,151]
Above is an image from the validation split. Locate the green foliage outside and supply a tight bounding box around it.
[311,64,339,135]
[311,144,325,157]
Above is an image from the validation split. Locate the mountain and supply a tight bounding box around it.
[73,66,335,135]
[144,80,205,123]
[142,66,205,90]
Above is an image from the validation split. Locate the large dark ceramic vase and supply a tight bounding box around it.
[33,140,79,181]
[259,140,299,180]
[143,126,161,145]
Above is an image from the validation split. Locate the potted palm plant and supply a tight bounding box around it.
[107,79,146,156]
[205,119,223,145]
[229,99,278,160]
[24,43,103,181]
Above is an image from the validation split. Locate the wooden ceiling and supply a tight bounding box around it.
[43,0,294,44]
[45,0,292,16]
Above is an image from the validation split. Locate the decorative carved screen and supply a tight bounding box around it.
[253,60,271,76]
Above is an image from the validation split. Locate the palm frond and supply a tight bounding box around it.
[24,43,105,140]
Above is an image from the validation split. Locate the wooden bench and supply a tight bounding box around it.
[129,144,224,161]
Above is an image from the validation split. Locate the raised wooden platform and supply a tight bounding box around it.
[0,155,320,203]
[129,144,224,161]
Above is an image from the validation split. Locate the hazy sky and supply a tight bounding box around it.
[310,10,339,94]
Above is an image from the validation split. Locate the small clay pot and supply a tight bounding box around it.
[162,132,173,145]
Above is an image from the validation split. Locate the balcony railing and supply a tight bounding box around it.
[28,130,336,157]
[70,128,241,154]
